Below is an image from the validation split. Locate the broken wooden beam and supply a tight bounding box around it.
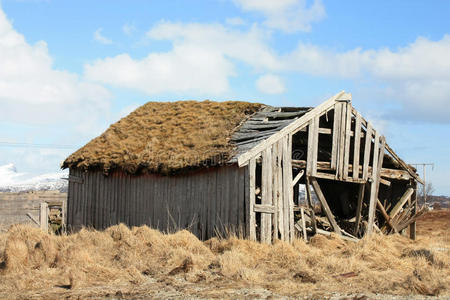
[292,160,411,181]
[310,177,341,234]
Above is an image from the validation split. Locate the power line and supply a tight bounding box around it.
[0,141,76,149]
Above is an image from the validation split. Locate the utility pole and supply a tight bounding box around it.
[410,163,434,206]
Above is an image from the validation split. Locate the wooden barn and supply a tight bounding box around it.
[63,91,423,242]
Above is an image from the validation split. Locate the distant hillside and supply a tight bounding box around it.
[427,195,450,209]
[0,164,68,193]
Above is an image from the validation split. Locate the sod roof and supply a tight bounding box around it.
[63,100,263,174]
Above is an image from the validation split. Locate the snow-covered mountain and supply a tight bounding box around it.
[0,163,68,192]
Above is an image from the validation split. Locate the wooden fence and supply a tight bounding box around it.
[0,191,67,232]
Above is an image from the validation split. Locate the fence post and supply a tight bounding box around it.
[40,202,48,232]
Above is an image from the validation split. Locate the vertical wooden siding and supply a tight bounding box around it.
[67,164,247,240]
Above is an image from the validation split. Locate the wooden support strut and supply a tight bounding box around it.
[354,183,365,235]
[310,177,341,234]
[248,158,256,241]
[376,198,397,233]
[388,187,414,219]
[305,176,317,234]
[367,132,380,235]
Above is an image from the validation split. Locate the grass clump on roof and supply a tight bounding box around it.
[63,100,263,174]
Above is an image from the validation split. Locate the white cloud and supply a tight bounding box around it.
[84,16,450,122]
[122,23,136,36]
[0,7,111,127]
[226,17,246,26]
[283,35,450,121]
[85,22,280,95]
[94,28,112,44]
[256,74,285,94]
[233,0,326,33]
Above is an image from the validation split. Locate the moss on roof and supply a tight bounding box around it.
[63,100,263,174]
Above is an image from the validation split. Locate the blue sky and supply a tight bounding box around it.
[0,0,449,194]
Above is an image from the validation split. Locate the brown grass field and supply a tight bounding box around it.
[0,210,448,299]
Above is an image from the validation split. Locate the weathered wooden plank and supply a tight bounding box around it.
[276,140,284,240]
[385,144,423,184]
[248,158,256,241]
[292,159,411,181]
[376,198,397,233]
[40,202,48,231]
[367,132,380,235]
[288,134,294,242]
[388,187,414,219]
[353,111,362,180]
[410,181,417,240]
[306,119,314,176]
[300,207,307,241]
[261,148,272,244]
[282,136,292,242]
[292,170,305,187]
[238,91,346,166]
[343,102,352,180]
[312,116,319,176]
[254,204,276,214]
[354,183,365,235]
[305,176,317,234]
[331,103,341,170]
[337,102,347,180]
[362,122,373,181]
[271,143,279,241]
[310,177,341,234]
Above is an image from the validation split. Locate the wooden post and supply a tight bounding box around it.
[272,144,279,241]
[261,148,272,244]
[276,140,284,241]
[367,132,380,235]
[410,181,417,240]
[353,112,362,180]
[331,103,341,170]
[362,122,372,181]
[306,119,316,176]
[310,177,341,234]
[305,176,317,234]
[300,207,307,241]
[354,183,365,235]
[248,158,256,241]
[343,102,352,180]
[338,102,347,180]
[40,202,48,232]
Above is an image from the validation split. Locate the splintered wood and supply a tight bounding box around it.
[243,91,421,244]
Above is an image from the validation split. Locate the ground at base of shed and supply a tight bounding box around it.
[0,210,448,300]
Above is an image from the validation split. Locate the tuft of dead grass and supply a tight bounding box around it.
[0,211,449,298]
[62,100,263,174]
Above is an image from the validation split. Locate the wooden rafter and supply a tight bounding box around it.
[238,91,346,166]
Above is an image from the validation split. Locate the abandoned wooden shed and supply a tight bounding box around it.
[63,91,423,242]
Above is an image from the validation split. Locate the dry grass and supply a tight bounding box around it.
[0,211,449,299]
[63,101,263,174]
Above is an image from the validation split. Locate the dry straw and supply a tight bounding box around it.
[0,211,448,298]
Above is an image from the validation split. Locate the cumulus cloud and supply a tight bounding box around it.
[84,15,450,122]
[94,28,112,44]
[85,22,280,95]
[256,74,285,94]
[233,0,326,33]
[283,36,450,121]
[0,7,111,128]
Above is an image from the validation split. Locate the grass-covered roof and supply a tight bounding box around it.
[63,100,263,174]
